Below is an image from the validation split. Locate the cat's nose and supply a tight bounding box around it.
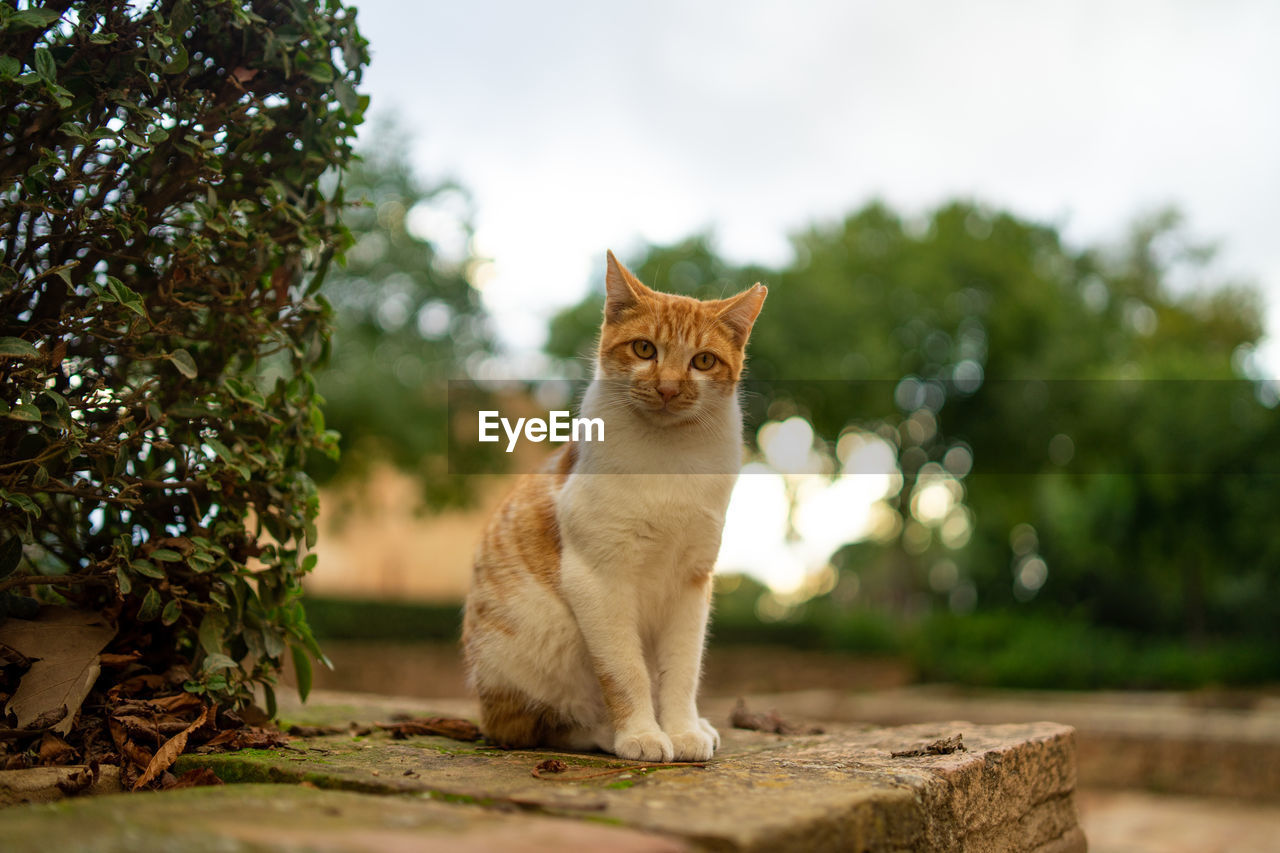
[657,382,680,402]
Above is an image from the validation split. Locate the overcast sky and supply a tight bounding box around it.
[349,0,1280,374]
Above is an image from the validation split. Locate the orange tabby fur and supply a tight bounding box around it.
[463,251,766,758]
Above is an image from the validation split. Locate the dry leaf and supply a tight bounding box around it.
[108,674,167,700]
[201,726,289,751]
[730,699,825,736]
[375,717,481,742]
[98,652,140,668]
[286,723,344,737]
[0,608,116,734]
[164,767,223,789]
[0,641,31,668]
[39,732,77,765]
[133,704,211,791]
[109,716,155,771]
[891,733,966,758]
[146,693,205,715]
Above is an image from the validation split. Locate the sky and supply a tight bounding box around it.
[349,0,1280,372]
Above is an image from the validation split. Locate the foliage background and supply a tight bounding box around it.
[1,0,367,716]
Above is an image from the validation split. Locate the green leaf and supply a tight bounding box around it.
[333,78,358,114]
[88,32,119,44]
[163,44,189,75]
[0,337,40,358]
[167,348,197,378]
[0,536,22,579]
[0,56,20,80]
[33,47,55,83]
[305,61,334,83]
[290,645,312,702]
[202,652,237,672]
[138,586,162,621]
[150,548,183,563]
[8,404,41,422]
[262,683,278,720]
[105,277,146,316]
[130,558,164,578]
[189,552,216,573]
[168,402,209,418]
[9,8,62,30]
[171,0,194,33]
[115,566,132,595]
[197,611,226,656]
[161,598,182,625]
[3,492,41,518]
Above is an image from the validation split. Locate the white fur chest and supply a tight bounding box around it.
[557,380,743,572]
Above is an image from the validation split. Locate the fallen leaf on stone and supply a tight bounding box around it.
[730,699,825,735]
[54,765,94,795]
[536,758,568,774]
[163,767,224,790]
[0,608,116,734]
[375,717,481,742]
[201,726,290,751]
[891,733,966,758]
[286,723,345,737]
[133,704,212,791]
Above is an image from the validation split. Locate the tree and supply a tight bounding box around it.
[0,0,367,782]
[546,202,1279,647]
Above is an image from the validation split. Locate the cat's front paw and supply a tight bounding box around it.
[697,717,721,750]
[668,727,717,761]
[614,729,674,762]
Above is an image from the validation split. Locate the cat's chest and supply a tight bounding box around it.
[558,472,735,551]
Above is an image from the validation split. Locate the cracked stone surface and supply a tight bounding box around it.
[724,686,1280,801]
[0,784,687,853]
[0,691,1086,852]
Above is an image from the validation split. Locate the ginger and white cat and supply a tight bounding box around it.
[463,251,766,762]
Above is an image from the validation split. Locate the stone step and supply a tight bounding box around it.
[0,784,685,853]
[1,691,1087,852]
[723,686,1280,801]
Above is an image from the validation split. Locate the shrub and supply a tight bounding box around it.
[1,0,368,716]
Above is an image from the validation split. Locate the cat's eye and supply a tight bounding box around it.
[632,340,657,360]
[691,352,717,371]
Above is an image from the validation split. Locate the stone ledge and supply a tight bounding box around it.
[0,784,687,853]
[194,708,1081,851]
[726,686,1280,801]
[0,692,1087,852]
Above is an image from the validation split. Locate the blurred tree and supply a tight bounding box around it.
[311,122,495,507]
[546,202,1279,647]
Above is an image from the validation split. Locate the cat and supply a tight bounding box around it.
[462,250,766,762]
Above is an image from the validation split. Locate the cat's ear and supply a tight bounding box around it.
[604,250,649,321]
[716,283,767,346]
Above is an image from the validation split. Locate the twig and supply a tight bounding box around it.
[531,759,706,781]
[0,572,103,595]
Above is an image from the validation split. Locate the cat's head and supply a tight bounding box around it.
[596,250,766,423]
